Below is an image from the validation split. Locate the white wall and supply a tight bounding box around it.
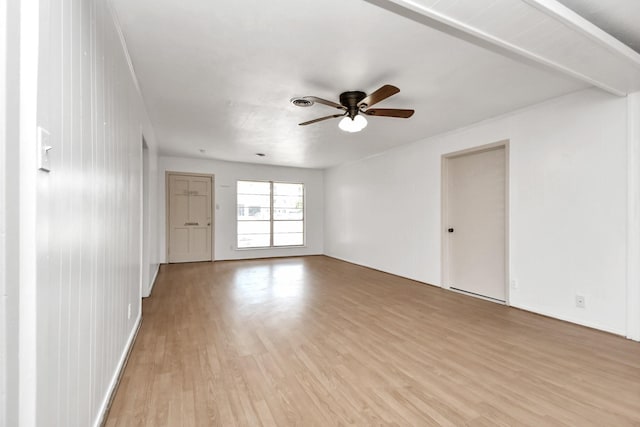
[325,88,633,336]
[628,91,640,341]
[21,0,160,425]
[0,0,13,424]
[159,156,324,261]
[19,0,40,423]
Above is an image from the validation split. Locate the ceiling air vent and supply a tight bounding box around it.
[290,97,314,107]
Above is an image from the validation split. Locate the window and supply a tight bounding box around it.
[237,180,304,248]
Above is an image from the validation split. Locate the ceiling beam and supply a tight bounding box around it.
[366,0,640,96]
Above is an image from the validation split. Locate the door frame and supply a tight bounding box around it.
[140,135,150,297]
[441,140,510,304]
[165,171,215,263]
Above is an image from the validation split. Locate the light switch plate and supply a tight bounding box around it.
[37,126,52,172]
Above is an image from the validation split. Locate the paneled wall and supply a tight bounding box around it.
[0,0,10,424]
[31,1,159,425]
[324,88,633,336]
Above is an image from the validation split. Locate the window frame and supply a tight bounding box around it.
[236,180,305,249]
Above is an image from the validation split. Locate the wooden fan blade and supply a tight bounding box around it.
[299,113,345,126]
[358,85,400,108]
[303,96,346,110]
[363,108,414,118]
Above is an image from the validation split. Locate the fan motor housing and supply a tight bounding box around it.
[339,91,366,107]
[340,91,366,118]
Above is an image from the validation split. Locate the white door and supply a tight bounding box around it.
[446,146,506,301]
[168,173,213,263]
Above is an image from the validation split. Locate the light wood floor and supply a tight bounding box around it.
[106,256,640,426]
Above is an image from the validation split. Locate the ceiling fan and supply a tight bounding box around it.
[293,84,414,132]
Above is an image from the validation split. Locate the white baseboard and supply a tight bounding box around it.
[325,254,629,339]
[93,313,142,427]
[322,253,428,285]
[512,302,624,336]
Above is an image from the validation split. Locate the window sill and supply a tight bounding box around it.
[235,245,307,251]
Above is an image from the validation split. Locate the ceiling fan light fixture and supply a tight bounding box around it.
[339,115,367,133]
[297,85,413,128]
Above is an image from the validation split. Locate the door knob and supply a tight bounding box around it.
[448,228,454,233]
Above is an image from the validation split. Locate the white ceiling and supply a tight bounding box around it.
[557,0,640,53]
[109,0,638,169]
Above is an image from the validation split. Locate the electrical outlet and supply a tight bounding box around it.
[575,295,585,308]
[510,279,518,289]
[127,303,132,319]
